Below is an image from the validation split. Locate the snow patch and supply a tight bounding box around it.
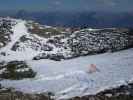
[1,48,133,99]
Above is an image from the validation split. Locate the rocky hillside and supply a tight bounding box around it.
[0,61,36,80]
[0,80,133,100]
[68,28,133,56]
[0,17,133,61]
[0,18,16,48]
[71,82,133,100]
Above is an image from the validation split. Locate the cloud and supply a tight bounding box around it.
[53,0,62,6]
[97,0,117,6]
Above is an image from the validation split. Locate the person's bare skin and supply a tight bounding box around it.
[88,64,100,73]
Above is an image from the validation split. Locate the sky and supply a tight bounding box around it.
[0,0,133,12]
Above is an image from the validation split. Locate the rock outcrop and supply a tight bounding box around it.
[0,61,36,80]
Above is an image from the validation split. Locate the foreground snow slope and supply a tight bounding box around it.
[1,48,133,99]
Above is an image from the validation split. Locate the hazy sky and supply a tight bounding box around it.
[0,0,133,12]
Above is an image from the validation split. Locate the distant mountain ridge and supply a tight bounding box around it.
[0,10,133,28]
